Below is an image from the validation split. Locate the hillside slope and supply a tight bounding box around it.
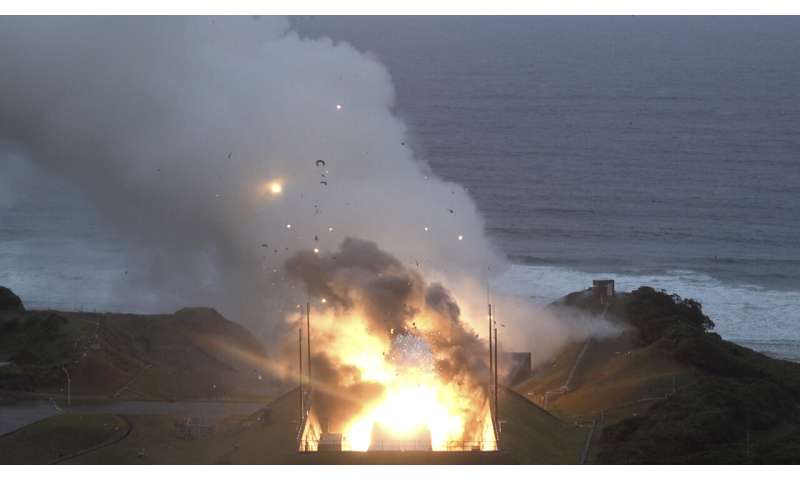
[516,286,800,464]
[0,287,279,401]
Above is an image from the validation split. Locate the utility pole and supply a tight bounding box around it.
[306,302,312,395]
[299,327,304,422]
[488,303,493,416]
[61,365,71,407]
[494,323,499,426]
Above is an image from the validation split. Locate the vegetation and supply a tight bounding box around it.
[591,287,800,464]
[0,286,278,401]
[0,414,127,464]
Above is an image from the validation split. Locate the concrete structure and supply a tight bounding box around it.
[592,279,615,304]
[318,432,343,451]
[174,417,215,440]
[503,352,532,385]
[369,423,432,451]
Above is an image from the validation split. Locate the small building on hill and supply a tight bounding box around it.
[504,352,532,385]
[592,279,615,305]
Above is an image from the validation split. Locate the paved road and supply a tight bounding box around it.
[0,400,263,436]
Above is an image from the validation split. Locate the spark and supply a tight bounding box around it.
[286,224,292,229]
[424,226,429,232]
[313,247,320,254]
[336,104,342,110]
[457,235,464,241]
[328,226,334,232]
[269,181,283,195]
[321,298,327,304]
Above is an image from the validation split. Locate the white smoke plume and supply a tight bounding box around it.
[0,16,616,357]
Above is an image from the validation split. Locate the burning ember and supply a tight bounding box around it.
[287,238,497,452]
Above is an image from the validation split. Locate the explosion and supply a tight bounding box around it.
[287,238,497,452]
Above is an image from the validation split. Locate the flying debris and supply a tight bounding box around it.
[315,159,326,167]
[448,209,454,214]
[314,235,318,241]
[261,243,268,248]
[227,153,232,159]
[320,180,328,186]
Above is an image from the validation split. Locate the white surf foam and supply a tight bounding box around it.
[495,264,800,346]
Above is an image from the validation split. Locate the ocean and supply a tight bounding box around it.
[292,17,800,361]
[1,17,799,361]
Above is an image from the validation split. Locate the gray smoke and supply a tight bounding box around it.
[0,16,501,337]
[284,237,490,436]
[0,16,617,360]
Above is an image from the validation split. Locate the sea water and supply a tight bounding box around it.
[2,17,799,360]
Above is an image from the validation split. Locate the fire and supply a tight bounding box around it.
[287,238,497,453]
[343,376,468,451]
[258,179,283,196]
[298,303,496,452]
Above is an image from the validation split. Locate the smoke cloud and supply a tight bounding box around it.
[284,237,491,438]
[0,16,616,360]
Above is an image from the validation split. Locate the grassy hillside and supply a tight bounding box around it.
[1,386,585,464]
[0,414,128,464]
[499,387,586,464]
[0,288,279,401]
[523,286,800,464]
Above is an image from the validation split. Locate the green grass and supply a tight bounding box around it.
[60,387,583,464]
[0,414,127,464]
[499,388,586,464]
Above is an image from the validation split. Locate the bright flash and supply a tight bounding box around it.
[286,224,292,229]
[457,235,464,241]
[424,227,429,232]
[336,104,342,110]
[269,181,283,195]
[313,247,320,254]
[321,298,327,304]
